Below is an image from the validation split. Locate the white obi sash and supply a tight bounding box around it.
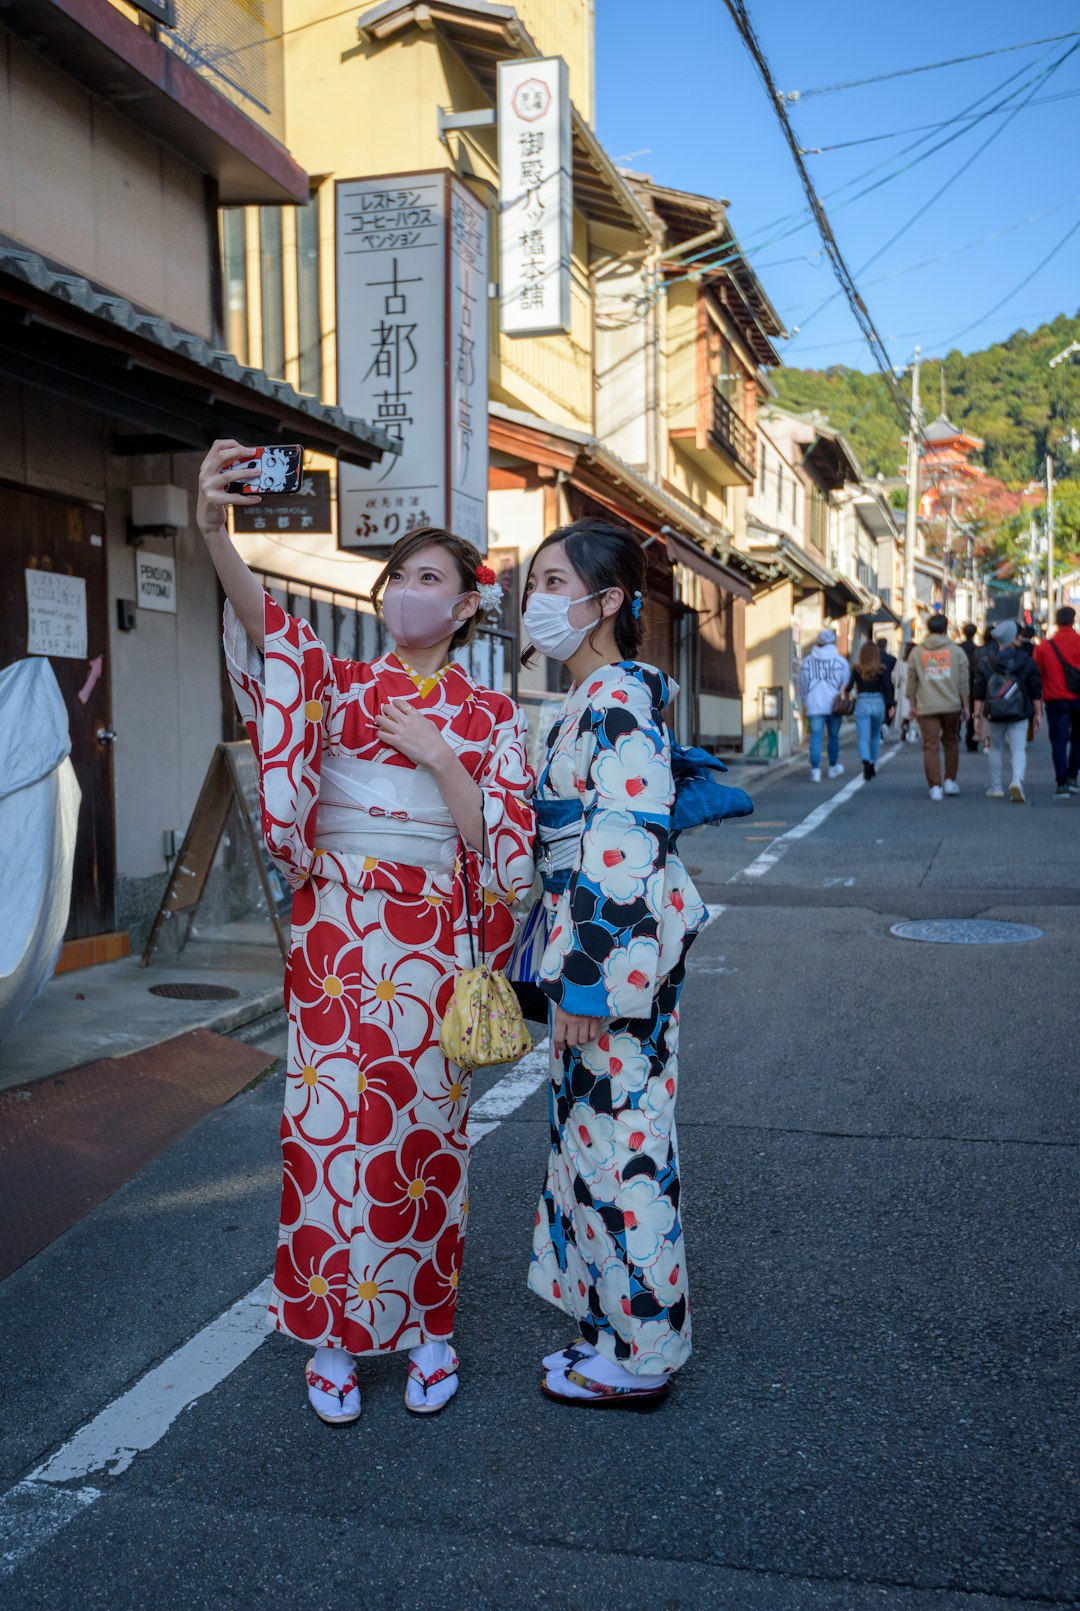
[316,758,458,871]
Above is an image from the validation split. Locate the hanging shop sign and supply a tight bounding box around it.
[25,569,87,658]
[335,171,489,554]
[232,470,333,535]
[497,56,572,337]
[135,552,177,614]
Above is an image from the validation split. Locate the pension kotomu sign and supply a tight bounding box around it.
[335,172,489,556]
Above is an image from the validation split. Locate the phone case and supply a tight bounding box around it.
[227,445,304,495]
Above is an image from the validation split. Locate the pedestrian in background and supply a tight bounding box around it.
[1018,623,1039,744]
[1033,605,1080,798]
[907,612,970,801]
[896,641,916,741]
[849,640,895,780]
[875,637,898,740]
[973,620,1043,803]
[960,623,981,752]
[798,627,849,783]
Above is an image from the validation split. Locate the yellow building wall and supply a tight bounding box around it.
[743,581,797,758]
[515,0,595,123]
[0,34,214,336]
[663,282,697,436]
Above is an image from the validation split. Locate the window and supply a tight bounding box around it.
[699,585,743,697]
[809,486,829,555]
[220,208,249,364]
[259,207,286,379]
[759,439,767,490]
[296,193,322,397]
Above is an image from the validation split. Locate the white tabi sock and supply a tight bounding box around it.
[312,1345,355,1390]
[406,1340,458,1411]
[541,1338,597,1371]
[546,1350,668,1398]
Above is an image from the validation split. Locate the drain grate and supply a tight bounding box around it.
[148,983,241,1001]
[890,919,1043,946]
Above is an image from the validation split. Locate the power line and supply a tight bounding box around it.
[800,85,1080,155]
[782,28,1080,101]
[655,35,1068,302]
[940,214,1080,348]
[720,1,913,432]
[781,195,1080,312]
[789,35,1080,338]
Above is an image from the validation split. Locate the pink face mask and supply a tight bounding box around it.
[380,584,469,650]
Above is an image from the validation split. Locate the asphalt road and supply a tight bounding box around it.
[2,733,1078,1611]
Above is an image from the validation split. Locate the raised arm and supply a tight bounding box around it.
[196,439,268,649]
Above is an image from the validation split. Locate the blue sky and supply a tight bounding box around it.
[595,1,1080,372]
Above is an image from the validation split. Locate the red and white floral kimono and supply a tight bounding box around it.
[225,595,535,1356]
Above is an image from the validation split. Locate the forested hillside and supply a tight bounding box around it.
[773,311,1080,485]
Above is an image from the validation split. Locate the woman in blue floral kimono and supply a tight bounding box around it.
[522,518,707,1408]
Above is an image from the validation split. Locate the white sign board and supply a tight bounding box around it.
[336,172,489,553]
[25,569,87,658]
[497,56,572,336]
[136,552,177,613]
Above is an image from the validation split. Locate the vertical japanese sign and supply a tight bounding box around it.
[497,56,572,337]
[336,172,489,553]
[449,182,489,547]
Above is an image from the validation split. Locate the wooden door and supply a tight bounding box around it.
[0,483,115,937]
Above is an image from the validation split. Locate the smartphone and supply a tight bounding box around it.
[227,445,304,496]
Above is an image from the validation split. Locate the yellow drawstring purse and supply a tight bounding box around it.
[439,826,532,1071]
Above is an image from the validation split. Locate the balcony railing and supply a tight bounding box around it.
[709,387,755,479]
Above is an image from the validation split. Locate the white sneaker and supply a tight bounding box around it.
[986,787,1005,799]
[810,767,821,783]
[827,763,844,779]
[943,779,960,796]
[929,785,943,801]
[1009,781,1025,804]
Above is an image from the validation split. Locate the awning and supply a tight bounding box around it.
[489,402,765,597]
[356,1,653,237]
[0,246,397,468]
[661,529,753,603]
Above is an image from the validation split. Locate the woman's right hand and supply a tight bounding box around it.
[196,440,263,539]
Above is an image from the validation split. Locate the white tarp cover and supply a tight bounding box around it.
[0,658,81,1040]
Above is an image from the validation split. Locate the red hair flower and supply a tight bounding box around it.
[475,564,496,586]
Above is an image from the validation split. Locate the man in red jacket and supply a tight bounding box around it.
[1034,606,1080,797]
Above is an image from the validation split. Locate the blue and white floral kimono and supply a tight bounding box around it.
[528,660,707,1376]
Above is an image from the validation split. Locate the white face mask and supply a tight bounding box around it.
[523,590,603,662]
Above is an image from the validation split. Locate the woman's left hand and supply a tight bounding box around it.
[376,698,451,769]
[553,1008,606,1058]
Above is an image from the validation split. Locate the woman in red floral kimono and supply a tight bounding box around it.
[196,442,535,1422]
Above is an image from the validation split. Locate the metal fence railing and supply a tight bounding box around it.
[252,568,519,700]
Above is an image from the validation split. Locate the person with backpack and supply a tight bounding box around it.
[798,627,850,783]
[973,620,1043,803]
[1033,605,1080,797]
[907,613,970,800]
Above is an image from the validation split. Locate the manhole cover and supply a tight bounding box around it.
[890,919,1043,946]
[148,983,241,1001]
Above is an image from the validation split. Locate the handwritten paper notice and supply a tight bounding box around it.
[25,569,87,659]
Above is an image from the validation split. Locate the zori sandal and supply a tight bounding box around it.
[541,1366,670,1411]
[404,1349,459,1416]
[541,1338,597,1372]
[305,1359,361,1425]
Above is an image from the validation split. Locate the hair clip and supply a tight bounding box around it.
[631,590,644,620]
[474,562,504,614]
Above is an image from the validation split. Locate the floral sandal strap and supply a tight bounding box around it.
[306,1365,358,1404]
[565,1368,666,1400]
[407,1351,459,1392]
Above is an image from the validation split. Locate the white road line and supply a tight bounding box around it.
[728,747,899,883]
[0,1039,552,1580]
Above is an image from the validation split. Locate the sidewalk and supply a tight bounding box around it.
[0,933,283,1094]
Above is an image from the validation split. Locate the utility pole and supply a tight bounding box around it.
[902,347,921,640]
[1046,452,1055,623]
